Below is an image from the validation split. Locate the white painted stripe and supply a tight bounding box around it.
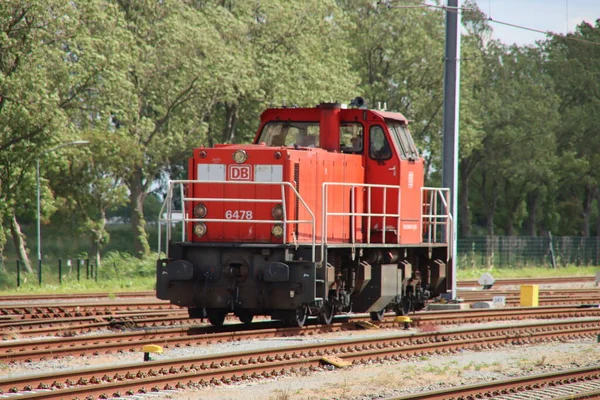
[197,164,225,181]
[255,165,283,182]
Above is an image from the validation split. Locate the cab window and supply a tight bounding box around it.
[369,125,392,160]
[340,123,363,153]
[387,122,418,160]
[257,122,320,147]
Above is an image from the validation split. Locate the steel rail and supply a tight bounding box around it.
[5,307,600,363]
[0,299,174,318]
[457,276,596,287]
[387,365,600,400]
[0,291,155,302]
[4,318,600,399]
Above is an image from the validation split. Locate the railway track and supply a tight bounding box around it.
[0,299,175,319]
[389,365,600,399]
[457,275,596,287]
[3,306,600,363]
[0,311,193,339]
[2,318,599,399]
[0,291,155,302]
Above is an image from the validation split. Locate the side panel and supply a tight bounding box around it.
[399,158,425,244]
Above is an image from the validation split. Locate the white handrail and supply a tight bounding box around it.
[158,180,316,261]
[421,187,452,257]
[321,182,402,263]
[158,181,453,265]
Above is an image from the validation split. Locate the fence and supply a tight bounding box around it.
[10,258,98,287]
[458,236,600,268]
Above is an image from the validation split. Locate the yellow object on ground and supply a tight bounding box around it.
[520,284,539,307]
[321,356,352,368]
[142,344,164,354]
[394,316,412,323]
[356,321,380,330]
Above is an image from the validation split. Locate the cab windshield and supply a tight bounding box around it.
[387,122,418,160]
[257,122,320,147]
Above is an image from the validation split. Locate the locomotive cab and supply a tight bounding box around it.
[157,99,453,327]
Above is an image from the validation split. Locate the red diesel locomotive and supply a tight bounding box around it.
[157,98,453,327]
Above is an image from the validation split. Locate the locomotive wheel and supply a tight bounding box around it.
[286,306,307,327]
[207,310,227,327]
[369,309,385,322]
[235,310,254,324]
[318,302,335,325]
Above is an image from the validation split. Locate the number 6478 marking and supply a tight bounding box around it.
[225,210,253,220]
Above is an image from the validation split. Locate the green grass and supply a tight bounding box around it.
[457,265,599,280]
[0,251,157,294]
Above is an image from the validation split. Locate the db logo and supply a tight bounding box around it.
[228,164,252,181]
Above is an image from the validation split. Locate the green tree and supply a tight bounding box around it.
[112,0,254,256]
[339,0,445,177]
[50,130,132,267]
[545,21,600,236]
[0,1,124,270]
[469,45,559,236]
[205,0,358,146]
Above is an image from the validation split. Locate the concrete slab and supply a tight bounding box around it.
[472,301,493,309]
[426,303,471,311]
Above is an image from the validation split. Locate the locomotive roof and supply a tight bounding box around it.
[260,106,409,124]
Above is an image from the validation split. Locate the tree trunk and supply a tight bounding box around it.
[458,160,471,237]
[596,191,600,236]
[581,185,596,237]
[10,211,32,273]
[128,167,150,257]
[221,103,239,144]
[524,191,538,236]
[92,210,107,268]
[0,227,5,273]
[485,194,496,236]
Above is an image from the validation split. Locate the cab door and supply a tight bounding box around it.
[364,124,400,243]
[389,122,424,244]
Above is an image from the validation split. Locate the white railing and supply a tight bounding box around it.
[158,180,453,263]
[321,182,402,262]
[421,187,453,260]
[158,180,316,261]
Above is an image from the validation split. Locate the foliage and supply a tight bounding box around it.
[0,251,156,292]
[457,265,599,280]
[1,1,600,267]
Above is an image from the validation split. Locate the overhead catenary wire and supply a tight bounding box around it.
[378,0,600,47]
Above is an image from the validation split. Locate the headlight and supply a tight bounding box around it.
[232,150,248,164]
[193,222,207,238]
[271,204,284,219]
[271,224,284,238]
[193,203,207,218]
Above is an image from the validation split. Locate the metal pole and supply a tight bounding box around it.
[36,158,41,263]
[442,0,461,300]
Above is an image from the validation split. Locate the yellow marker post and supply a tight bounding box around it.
[394,315,412,330]
[520,285,539,307]
[142,344,163,361]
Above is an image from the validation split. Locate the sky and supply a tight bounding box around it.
[472,0,600,46]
